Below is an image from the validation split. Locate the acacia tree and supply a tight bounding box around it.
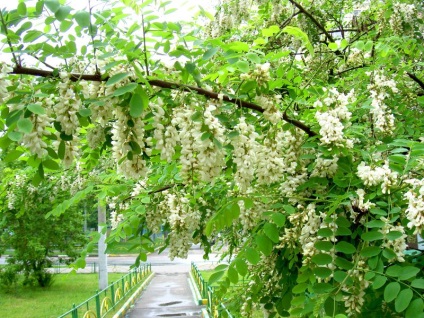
[0,0,424,316]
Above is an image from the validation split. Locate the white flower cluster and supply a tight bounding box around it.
[241,63,271,86]
[390,2,416,34]
[111,107,148,179]
[197,102,227,181]
[367,71,397,134]
[357,161,398,193]
[6,174,27,210]
[172,102,226,182]
[379,217,407,262]
[238,199,261,233]
[310,155,339,178]
[110,210,124,230]
[166,193,201,259]
[279,170,309,204]
[255,95,282,123]
[403,178,424,234]
[56,73,81,136]
[231,117,259,192]
[0,63,13,103]
[81,81,115,126]
[21,100,52,158]
[314,88,355,148]
[342,257,369,315]
[86,126,106,149]
[350,189,375,223]
[151,98,177,162]
[131,180,147,197]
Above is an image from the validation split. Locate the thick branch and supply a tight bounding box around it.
[288,0,334,43]
[407,72,424,91]
[10,66,316,137]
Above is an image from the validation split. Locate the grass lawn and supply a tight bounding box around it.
[0,273,123,318]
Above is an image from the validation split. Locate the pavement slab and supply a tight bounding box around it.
[127,272,202,318]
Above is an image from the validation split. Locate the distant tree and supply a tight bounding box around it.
[0,166,87,287]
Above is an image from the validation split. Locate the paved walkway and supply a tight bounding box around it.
[127,272,202,318]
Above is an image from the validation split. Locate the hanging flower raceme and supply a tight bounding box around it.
[403,178,424,234]
[314,88,355,148]
[356,161,398,194]
[367,70,398,135]
[111,107,148,179]
[231,117,259,192]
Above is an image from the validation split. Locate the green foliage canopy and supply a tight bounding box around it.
[0,0,424,316]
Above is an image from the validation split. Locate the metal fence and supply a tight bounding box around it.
[191,262,234,318]
[58,263,151,318]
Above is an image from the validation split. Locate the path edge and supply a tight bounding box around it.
[188,271,210,318]
[112,271,155,318]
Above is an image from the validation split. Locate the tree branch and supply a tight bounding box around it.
[407,72,424,91]
[10,66,316,137]
[288,0,334,43]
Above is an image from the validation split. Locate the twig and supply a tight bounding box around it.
[9,66,317,137]
[0,10,20,66]
[407,72,424,91]
[88,0,100,75]
[141,11,150,77]
[29,54,55,70]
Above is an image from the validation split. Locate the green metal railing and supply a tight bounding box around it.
[58,263,151,318]
[191,262,233,318]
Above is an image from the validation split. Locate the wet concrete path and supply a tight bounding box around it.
[127,272,202,318]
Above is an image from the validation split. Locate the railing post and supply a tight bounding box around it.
[95,290,101,318]
[71,304,78,318]
[111,283,115,307]
[202,279,208,300]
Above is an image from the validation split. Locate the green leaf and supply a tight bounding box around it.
[208,270,225,285]
[17,2,27,16]
[313,283,333,294]
[386,265,402,277]
[45,0,60,13]
[311,253,333,266]
[292,283,308,294]
[335,241,356,254]
[263,223,279,243]
[271,213,286,226]
[399,266,420,281]
[411,278,424,289]
[317,228,333,237]
[314,241,333,251]
[129,92,146,118]
[372,275,387,290]
[43,159,60,170]
[27,104,46,115]
[386,231,403,240]
[79,108,92,117]
[113,83,138,96]
[384,282,400,303]
[58,141,65,160]
[333,271,347,283]
[255,234,273,256]
[236,60,249,73]
[361,231,384,241]
[314,267,332,278]
[405,299,424,318]
[74,11,91,28]
[245,247,260,265]
[328,42,338,51]
[360,246,381,257]
[4,150,23,162]
[8,131,23,141]
[55,6,71,21]
[23,30,43,43]
[282,26,314,56]
[227,266,239,284]
[17,118,33,133]
[395,289,413,313]
[234,258,248,276]
[365,220,385,228]
[106,72,130,86]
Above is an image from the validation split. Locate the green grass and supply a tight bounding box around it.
[0,273,123,318]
